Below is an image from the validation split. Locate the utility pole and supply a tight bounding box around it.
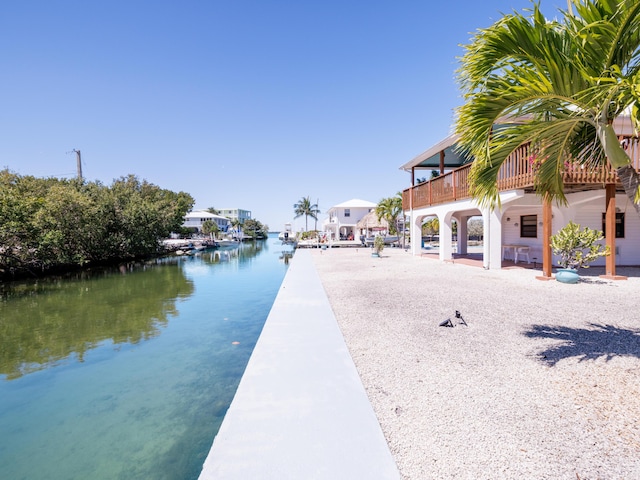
[73,149,82,180]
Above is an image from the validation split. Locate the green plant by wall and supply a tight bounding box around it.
[550,221,610,269]
[373,235,385,254]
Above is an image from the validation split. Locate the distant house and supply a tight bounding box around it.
[323,199,377,241]
[182,211,230,234]
[219,208,252,224]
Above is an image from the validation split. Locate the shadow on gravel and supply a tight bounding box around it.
[524,323,640,366]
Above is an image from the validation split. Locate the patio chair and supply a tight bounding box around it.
[515,246,530,264]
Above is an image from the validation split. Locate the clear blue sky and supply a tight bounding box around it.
[1,0,563,231]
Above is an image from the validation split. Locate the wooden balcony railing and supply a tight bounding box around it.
[402,136,640,211]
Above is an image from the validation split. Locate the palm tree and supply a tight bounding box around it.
[422,217,439,238]
[229,218,241,238]
[375,193,403,235]
[201,219,219,239]
[293,196,319,231]
[455,0,640,215]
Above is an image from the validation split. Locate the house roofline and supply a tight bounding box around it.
[399,134,460,172]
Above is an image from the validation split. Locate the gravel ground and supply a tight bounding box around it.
[310,247,640,480]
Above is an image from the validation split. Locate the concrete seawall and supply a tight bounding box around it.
[198,249,399,479]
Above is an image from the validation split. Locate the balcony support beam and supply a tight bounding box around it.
[601,184,627,280]
[541,196,553,278]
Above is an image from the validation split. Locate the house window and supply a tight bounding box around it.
[602,212,625,238]
[344,209,350,218]
[520,215,537,238]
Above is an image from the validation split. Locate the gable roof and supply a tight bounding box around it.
[185,210,230,221]
[331,199,377,209]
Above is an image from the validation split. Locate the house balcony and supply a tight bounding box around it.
[402,136,640,211]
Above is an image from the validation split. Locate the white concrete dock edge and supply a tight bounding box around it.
[198,249,400,480]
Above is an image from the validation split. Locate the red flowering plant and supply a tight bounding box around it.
[527,151,548,174]
[528,154,541,172]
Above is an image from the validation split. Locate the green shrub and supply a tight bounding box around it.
[550,221,610,269]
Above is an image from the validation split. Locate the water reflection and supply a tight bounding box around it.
[0,258,194,380]
[279,250,294,264]
[198,247,240,265]
[192,240,267,265]
[0,235,292,480]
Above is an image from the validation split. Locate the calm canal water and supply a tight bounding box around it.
[0,234,293,480]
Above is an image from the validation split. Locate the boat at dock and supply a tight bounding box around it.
[278,223,295,243]
[363,235,399,247]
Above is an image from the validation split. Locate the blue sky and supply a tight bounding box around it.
[1,0,563,231]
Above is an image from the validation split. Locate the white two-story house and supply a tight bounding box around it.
[182,211,231,234]
[401,115,640,279]
[323,199,377,241]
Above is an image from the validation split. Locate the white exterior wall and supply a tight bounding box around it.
[495,191,640,267]
[328,207,372,226]
[406,186,640,268]
[571,194,640,266]
[620,202,640,265]
[182,211,231,233]
[501,208,544,262]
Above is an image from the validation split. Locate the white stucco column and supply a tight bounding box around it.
[456,215,468,255]
[410,213,422,256]
[482,208,503,269]
[439,213,453,262]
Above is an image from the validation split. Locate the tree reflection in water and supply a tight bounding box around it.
[0,257,194,380]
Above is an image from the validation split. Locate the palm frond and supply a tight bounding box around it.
[456,0,640,209]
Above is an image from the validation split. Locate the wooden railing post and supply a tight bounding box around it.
[452,170,457,199]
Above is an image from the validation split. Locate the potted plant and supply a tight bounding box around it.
[372,235,385,257]
[550,221,610,283]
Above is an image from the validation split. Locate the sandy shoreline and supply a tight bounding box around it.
[311,247,640,480]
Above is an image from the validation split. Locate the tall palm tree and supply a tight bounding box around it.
[375,193,403,235]
[293,196,319,231]
[455,0,640,215]
[422,217,439,237]
[201,219,219,239]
